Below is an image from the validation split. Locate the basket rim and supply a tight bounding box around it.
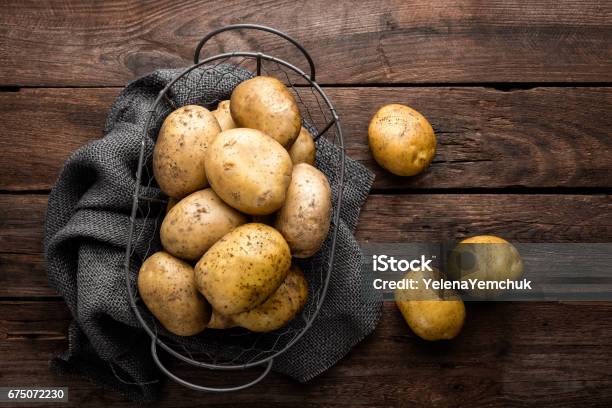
[124,51,346,371]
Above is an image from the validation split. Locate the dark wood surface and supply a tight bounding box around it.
[1,1,611,407]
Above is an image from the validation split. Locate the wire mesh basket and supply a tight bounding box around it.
[124,24,345,392]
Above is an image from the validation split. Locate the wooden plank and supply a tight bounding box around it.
[1,1,611,86]
[1,300,611,407]
[2,87,612,191]
[1,193,610,297]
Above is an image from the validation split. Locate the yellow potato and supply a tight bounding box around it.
[275,163,331,258]
[138,252,211,336]
[230,76,301,147]
[166,197,178,214]
[368,104,436,176]
[231,264,308,332]
[160,189,247,261]
[212,100,236,131]
[195,223,291,315]
[447,235,523,298]
[153,105,221,198]
[204,128,292,215]
[395,269,465,341]
[207,309,236,329]
[289,127,316,165]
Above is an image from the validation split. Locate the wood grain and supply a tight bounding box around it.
[1,193,610,297]
[1,0,612,86]
[1,300,611,407]
[2,87,611,191]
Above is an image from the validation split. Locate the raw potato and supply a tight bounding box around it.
[368,104,436,176]
[447,235,523,298]
[138,252,211,336]
[230,76,301,147]
[275,163,332,258]
[205,128,292,215]
[207,309,236,329]
[232,264,308,332]
[166,197,178,214]
[212,100,236,131]
[160,189,247,261]
[195,223,291,315]
[395,269,465,341]
[289,127,316,165]
[153,105,221,198]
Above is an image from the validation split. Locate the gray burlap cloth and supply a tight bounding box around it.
[44,65,382,402]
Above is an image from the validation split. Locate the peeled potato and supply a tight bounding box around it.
[230,76,301,147]
[275,163,332,257]
[195,223,291,315]
[138,252,211,336]
[160,189,247,261]
[447,235,524,298]
[395,269,465,341]
[212,100,236,131]
[289,127,316,165]
[153,105,221,198]
[231,264,308,332]
[368,104,436,176]
[204,128,292,215]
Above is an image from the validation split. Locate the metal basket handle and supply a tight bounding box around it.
[193,24,316,81]
[150,338,273,392]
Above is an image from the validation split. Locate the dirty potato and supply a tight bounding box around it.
[288,126,316,165]
[231,264,308,332]
[204,128,292,215]
[368,103,436,176]
[275,163,331,257]
[160,188,247,261]
[212,100,236,131]
[153,105,221,198]
[230,76,301,147]
[138,252,211,336]
[195,223,291,315]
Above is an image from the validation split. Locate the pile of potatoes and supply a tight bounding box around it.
[138,76,331,336]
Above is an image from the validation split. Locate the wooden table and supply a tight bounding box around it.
[1,1,612,406]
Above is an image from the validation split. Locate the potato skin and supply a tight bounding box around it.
[212,100,236,131]
[153,105,221,198]
[289,127,316,165]
[138,252,211,336]
[368,104,436,176]
[230,76,301,147]
[205,128,292,215]
[207,309,236,329]
[195,223,291,315]
[231,264,308,332]
[160,189,247,261]
[275,163,331,258]
[395,269,465,341]
[447,235,523,298]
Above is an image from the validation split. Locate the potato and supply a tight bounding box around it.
[275,163,331,258]
[205,128,292,215]
[138,252,211,336]
[212,100,236,131]
[447,235,523,298]
[395,269,465,341]
[207,309,236,330]
[195,223,291,315]
[160,189,247,261]
[368,104,436,176]
[232,264,308,332]
[153,105,221,198]
[166,197,178,214]
[289,127,316,165]
[230,76,301,147]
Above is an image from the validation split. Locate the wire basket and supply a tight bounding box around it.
[124,24,345,392]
